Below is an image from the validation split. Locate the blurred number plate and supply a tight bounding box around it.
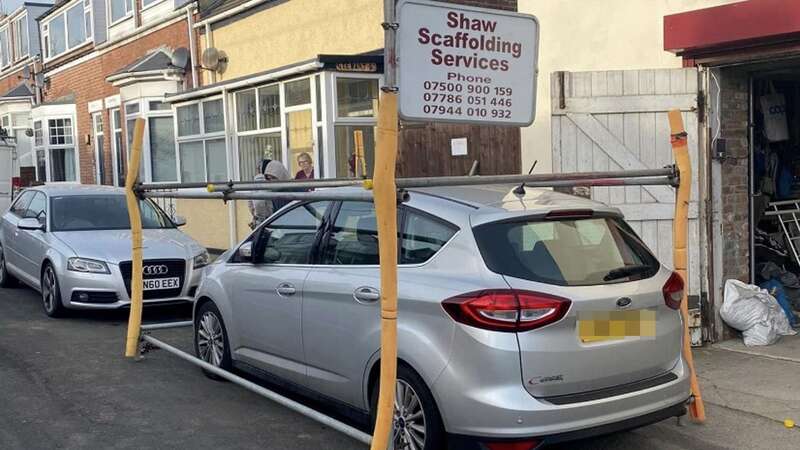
[143,277,179,291]
[578,310,656,343]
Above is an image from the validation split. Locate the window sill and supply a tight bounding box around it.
[43,40,93,65]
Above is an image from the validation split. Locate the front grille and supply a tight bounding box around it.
[71,291,119,304]
[539,372,679,405]
[119,259,186,300]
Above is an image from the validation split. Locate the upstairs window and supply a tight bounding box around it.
[110,0,134,24]
[13,15,29,60]
[44,1,92,60]
[0,28,9,68]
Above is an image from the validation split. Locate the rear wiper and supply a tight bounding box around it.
[603,264,652,281]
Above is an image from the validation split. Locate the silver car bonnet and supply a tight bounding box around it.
[52,228,205,264]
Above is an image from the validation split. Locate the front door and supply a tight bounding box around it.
[225,201,330,385]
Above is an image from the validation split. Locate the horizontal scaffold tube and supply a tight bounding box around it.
[142,190,410,203]
[136,167,677,194]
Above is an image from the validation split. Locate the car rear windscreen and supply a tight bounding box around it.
[51,195,175,231]
[473,215,659,286]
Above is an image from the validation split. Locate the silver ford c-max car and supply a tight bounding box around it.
[0,185,208,317]
[192,185,690,450]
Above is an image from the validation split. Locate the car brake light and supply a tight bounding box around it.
[442,290,570,332]
[663,271,684,310]
[544,209,594,219]
[484,439,541,450]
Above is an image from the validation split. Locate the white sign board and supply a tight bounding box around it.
[397,0,539,126]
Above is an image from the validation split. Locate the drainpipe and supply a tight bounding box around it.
[205,22,216,84]
[186,7,198,88]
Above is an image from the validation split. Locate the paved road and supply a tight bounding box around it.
[1,284,797,449]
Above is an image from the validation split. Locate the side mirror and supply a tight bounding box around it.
[238,242,253,261]
[173,215,187,227]
[18,218,44,231]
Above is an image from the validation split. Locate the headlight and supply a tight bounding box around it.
[193,251,210,269]
[67,257,110,274]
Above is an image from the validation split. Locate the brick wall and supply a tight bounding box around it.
[42,19,190,184]
[0,68,28,96]
[718,68,750,284]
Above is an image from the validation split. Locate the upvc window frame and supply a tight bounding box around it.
[174,96,227,183]
[141,0,167,13]
[108,0,134,26]
[0,26,10,69]
[329,72,382,179]
[125,98,178,184]
[91,112,105,184]
[12,13,30,62]
[41,0,93,62]
[31,112,80,183]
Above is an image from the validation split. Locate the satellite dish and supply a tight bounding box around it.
[202,47,228,73]
[170,48,190,70]
[34,73,44,88]
[25,128,34,137]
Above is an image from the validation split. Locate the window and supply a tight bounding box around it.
[335,125,374,178]
[337,78,379,118]
[400,211,457,264]
[92,113,106,184]
[235,83,288,180]
[109,0,133,23]
[24,193,47,222]
[66,3,86,49]
[49,118,74,145]
[149,117,176,182]
[13,15,29,60]
[258,201,330,265]
[10,191,35,217]
[111,108,125,187]
[473,217,660,287]
[285,78,311,107]
[333,76,380,178]
[177,103,200,136]
[142,0,163,7]
[323,201,379,265]
[50,195,174,231]
[175,98,227,182]
[44,1,91,59]
[32,117,77,183]
[0,28,9,68]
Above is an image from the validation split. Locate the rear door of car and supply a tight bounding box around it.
[473,212,683,398]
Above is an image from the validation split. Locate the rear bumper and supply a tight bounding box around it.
[431,325,692,439]
[447,399,688,449]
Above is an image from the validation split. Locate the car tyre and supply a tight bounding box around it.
[194,301,232,381]
[0,244,17,288]
[370,364,446,450]
[41,263,66,317]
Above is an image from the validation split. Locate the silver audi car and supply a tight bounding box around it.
[0,185,208,317]
[192,185,690,450]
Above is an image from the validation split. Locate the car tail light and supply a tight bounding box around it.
[442,290,570,332]
[484,439,541,450]
[663,271,684,310]
[544,209,593,220]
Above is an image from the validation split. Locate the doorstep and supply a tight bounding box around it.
[694,339,800,425]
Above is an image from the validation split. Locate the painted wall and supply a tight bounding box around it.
[209,0,384,81]
[518,0,739,173]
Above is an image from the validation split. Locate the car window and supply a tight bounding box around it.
[474,216,659,286]
[50,195,175,231]
[260,201,330,265]
[25,193,47,222]
[400,211,457,264]
[323,201,379,265]
[10,191,35,217]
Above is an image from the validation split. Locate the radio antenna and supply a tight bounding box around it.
[513,160,538,195]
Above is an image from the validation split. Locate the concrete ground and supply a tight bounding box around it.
[1,284,799,449]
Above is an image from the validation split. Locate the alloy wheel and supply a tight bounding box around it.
[42,266,56,312]
[197,311,225,366]
[392,380,427,450]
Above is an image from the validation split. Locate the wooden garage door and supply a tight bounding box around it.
[551,69,701,295]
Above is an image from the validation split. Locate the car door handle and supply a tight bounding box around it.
[353,286,381,303]
[276,283,296,297]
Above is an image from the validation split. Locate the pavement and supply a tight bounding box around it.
[1,284,799,449]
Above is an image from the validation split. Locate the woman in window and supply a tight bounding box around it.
[294,152,314,180]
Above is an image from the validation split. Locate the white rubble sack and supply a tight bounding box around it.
[721,279,797,346]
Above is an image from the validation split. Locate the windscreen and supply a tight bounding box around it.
[474,216,659,286]
[51,195,175,232]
